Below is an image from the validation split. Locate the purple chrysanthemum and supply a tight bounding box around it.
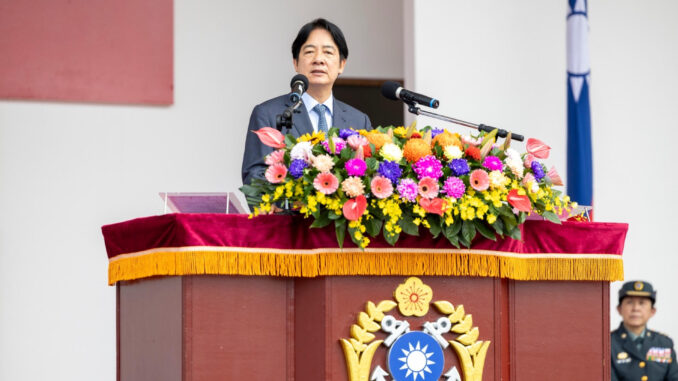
[378,161,402,184]
[482,155,503,171]
[397,178,418,202]
[431,127,445,138]
[443,177,466,199]
[412,155,443,180]
[448,159,470,176]
[345,158,367,177]
[531,161,545,182]
[289,159,308,179]
[339,128,359,140]
[321,137,346,154]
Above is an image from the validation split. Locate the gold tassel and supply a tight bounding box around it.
[108,250,624,285]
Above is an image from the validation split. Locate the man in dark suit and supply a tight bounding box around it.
[241,18,371,185]
[611,280,678,381]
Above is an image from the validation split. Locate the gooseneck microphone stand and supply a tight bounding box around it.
[275,98,305,132]
[404,101,525,142]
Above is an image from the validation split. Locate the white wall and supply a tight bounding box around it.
[407,0,678,339]
[0,1,403,380]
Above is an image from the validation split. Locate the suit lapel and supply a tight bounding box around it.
[286,99,313,137]
[333,99,348,129]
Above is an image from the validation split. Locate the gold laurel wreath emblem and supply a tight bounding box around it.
[339,277,491,381]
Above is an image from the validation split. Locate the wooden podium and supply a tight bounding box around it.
[104,214,627,381]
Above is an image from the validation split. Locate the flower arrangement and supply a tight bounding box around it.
[241,124,574,249]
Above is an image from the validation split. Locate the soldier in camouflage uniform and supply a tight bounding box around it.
[611,280,678,381]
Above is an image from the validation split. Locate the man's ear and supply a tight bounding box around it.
[338,59,346,75]
[650,306,656,318]
[293,59,299,72]
[617,305,622,315]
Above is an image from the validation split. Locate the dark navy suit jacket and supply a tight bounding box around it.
[241,94,372,185]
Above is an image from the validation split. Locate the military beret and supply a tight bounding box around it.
[618,280,656,304]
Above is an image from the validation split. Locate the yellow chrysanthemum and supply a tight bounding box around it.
[432,130,463,150]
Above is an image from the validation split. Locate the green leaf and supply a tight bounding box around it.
[490,216,504,235]
[458,232,471,248]
[310,212,331,228]
[284,134,297,147]
[501,214,517,232]
[383,229,400,246]
[427,215,442,238]
[541,211,562,224]
[328,211,343,220]
[508,226,522,241]
[399,215,420,236]
[473,220,497,241]
[447,219,462,237]
[461,220,476,244]
[442,224,460,248]
[340,147,353,160]
[335,219,347,248]
[365,218,383,237]
[239,185,260,197]
[366,157,379,171]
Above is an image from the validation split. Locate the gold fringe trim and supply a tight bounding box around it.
[108,250,624,285]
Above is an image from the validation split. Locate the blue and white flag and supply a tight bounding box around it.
[567,0,593,206]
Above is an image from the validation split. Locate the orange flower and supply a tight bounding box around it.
[431,130,462,150]
[465,146,481,161]
[365,132,391,150]
[403,139,432,163]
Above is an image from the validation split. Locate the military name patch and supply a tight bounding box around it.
[646,347,673,363]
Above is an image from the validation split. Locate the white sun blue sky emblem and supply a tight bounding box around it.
[388,331,444,381]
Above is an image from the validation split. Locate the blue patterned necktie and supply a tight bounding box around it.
[313,104,329,133]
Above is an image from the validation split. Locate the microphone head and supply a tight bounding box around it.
[381,81,401,101]
[290,74,309,90]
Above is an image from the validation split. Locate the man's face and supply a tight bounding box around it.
[293,28,345,90]
[617,296,656,332]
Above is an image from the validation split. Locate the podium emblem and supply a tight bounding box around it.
[388,331,444,380]
[339,277,491,381]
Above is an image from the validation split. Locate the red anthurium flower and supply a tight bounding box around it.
[252,127,286,149]
[419,197,446,216]
[343,195,367,221]
[526,138,551,159]
[547,166,564,186]
[507,189,532,212]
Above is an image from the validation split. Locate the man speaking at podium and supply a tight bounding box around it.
[241,18,372,185]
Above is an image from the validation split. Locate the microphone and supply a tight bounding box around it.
[289,74,309,103]
[381,81,440,109]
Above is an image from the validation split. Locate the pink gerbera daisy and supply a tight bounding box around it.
[265,163,287,184]
[313,172,339,195]
[370,176,394,199]
[469,169,490,191]
[418,177,439,199]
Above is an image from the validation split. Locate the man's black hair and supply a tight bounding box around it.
[291,18,348,61]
